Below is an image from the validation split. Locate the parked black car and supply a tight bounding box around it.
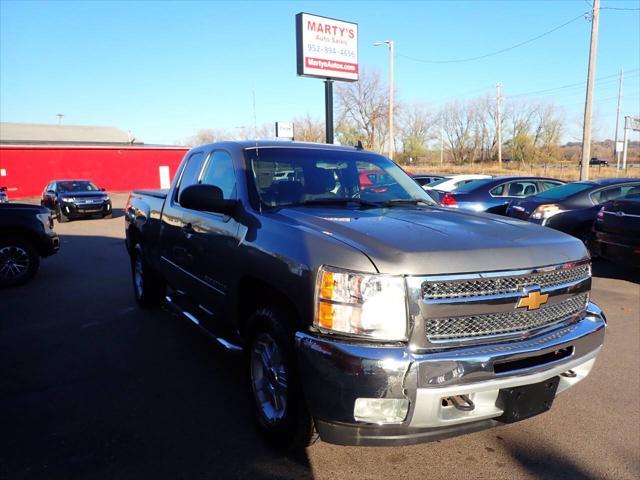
[0,203,59,287]
[0,186,8,203]
[439,176,565,214]
[591,191,640,268]
[412,174,445,187]
[41,179,113,222]
[506,178,640,243]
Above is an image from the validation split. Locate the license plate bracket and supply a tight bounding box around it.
[495,376,560,424]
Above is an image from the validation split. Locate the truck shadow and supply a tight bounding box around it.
[506,442,600,480]
[591,258,639,284]
[0,232,313,480]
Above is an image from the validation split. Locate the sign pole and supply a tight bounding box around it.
[325,79,334,144]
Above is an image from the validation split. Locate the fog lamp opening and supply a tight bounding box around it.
[354,398,409,424]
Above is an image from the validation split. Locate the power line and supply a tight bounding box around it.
[397,11,589,64]
[600,6,640,11]
[506,69,639,98]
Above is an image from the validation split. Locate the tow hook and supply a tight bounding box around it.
[447,394,475,412]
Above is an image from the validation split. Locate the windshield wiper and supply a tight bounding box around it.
[298,198,383,209]
[382,198,434,207]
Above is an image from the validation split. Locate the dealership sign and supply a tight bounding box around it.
[296,13,358,82]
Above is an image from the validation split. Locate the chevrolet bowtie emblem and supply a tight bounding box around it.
[517,290,549,310]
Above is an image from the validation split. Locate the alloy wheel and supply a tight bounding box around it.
[0,246,30,280]
[250,332,288,424]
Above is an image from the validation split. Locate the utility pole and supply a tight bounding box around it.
[56,113,64,125]
[496,83,502,164]
[388,41,395,160]
[614,69,624,169]
[580,0,600,181]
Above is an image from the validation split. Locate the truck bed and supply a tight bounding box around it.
[132,189,168,199]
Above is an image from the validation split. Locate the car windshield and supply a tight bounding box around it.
[536,182,592,200]
[247,147,435,208]
[58,181,100,192]
[453,178,495,193]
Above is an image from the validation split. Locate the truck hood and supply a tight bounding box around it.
[278,206,588,275]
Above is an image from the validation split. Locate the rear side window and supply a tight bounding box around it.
[176,151,206,202]
[200,151,236,199]
[591,184,640,204]
[506,181,538,197]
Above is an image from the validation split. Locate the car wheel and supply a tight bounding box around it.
[131,244,164,307]
[247,307,316,452]
[0,236,40,288]
[57,206,69,223]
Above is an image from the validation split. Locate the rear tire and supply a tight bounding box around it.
[0,236,40,288]
[247,307,317,452]
[131,244,165,307]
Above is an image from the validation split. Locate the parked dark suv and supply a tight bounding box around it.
[0,203,59,287]
[41,179,113,222]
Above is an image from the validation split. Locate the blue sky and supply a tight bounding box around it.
[1,0,639,145]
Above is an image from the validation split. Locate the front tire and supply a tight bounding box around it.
[57,206,69,223]
[247,307,316,452]
[131,244,165,307]
[0,236,40,288]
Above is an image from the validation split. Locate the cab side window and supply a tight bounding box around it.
[175,152,206,203]
[200,151,236,199]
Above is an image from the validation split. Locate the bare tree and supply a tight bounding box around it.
[399,103,436,162]
[292,114,324,143]
[184,128,230,147]
[335,69,392,151]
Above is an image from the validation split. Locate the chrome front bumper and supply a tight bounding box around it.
[295,302,606,446]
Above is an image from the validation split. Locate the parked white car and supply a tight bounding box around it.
[424,174,492,192]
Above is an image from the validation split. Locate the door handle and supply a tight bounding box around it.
[182,223,195,238]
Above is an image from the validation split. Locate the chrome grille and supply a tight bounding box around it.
[422,264,590,300]
[426,293,588,341]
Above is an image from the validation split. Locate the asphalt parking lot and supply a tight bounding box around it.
[1,192,639,480]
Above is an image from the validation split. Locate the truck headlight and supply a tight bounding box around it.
[530,204,564,221]
[61,197,75,203]
[314,266,408,341]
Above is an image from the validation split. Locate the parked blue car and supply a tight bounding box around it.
[440,176,566,214]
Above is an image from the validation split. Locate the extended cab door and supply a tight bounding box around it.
[187,149,241,328]
[158,150,208,296]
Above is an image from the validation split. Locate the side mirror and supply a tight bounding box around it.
[180,184,238,216]
[0,186,7,192]
[100,188,106,191]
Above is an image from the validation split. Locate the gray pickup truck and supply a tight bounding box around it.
[125,141,606,449]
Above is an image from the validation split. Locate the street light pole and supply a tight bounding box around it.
[375,40,394,160]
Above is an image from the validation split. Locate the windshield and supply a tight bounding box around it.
[536,182,592,200]
[247,147,435,208]
[58,181,100,192]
